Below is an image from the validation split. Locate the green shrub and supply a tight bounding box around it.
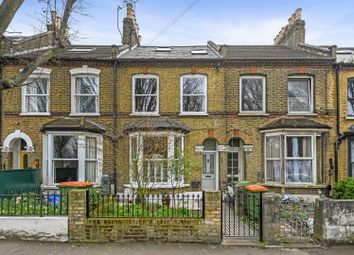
[332,178,354,199]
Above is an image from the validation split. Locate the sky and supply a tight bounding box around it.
[5,0,354,47]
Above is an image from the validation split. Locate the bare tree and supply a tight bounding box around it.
[0,0,77,90]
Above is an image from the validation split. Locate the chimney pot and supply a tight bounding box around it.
[295,8,302,20]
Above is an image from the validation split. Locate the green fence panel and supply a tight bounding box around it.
[0,169,40,194]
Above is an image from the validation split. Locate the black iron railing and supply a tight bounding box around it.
[88,191,204,218]
[0,189,68,216]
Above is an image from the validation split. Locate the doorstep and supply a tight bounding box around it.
[221,239,264,247]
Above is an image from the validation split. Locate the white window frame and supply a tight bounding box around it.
[264,135,282,183]
[264,131,317,185]
[128,131,186,188]
[239,76,266,114]
[21,67,51,115]
[288,75,314,115]
[132,74,159,116]
[180,74,208,115]
[42,131,103,187]
[70,66,100,116]
[347,77,354,117]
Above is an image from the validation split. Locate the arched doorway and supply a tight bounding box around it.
[202,138,218,190]
[227,138,243,186]
[2,130,34,169]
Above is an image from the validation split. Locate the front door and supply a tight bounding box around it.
[202,152,216,190]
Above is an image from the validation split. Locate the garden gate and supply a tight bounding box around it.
[221,187,262,241]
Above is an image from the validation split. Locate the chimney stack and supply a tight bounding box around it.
[122,3,140,48]
[274,8,305,48]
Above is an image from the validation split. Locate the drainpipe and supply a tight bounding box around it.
[334,63,342,182]
[112,59,118,194]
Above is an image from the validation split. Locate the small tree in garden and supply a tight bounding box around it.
[168,148,199,199]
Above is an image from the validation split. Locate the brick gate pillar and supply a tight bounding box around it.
[204,190,222,242]
[68,189,87,242]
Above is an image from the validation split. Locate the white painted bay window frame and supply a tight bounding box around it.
[239,76,266,114]
[42,131,103,187]
[21,67,51,115]
[128,131,187,188]
[264,131,317,185]
[180,74,208,115]
[70,66,101,116]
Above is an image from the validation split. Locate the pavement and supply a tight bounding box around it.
[0,241,352,255]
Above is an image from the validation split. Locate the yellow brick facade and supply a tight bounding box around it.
[0,59,339,194]
[337,66,354,180]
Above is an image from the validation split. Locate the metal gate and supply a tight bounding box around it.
[221,187,262,240]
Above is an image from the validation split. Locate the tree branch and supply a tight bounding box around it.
[2,49,55,89]
[1,0,78,90]
[0,0,24,36]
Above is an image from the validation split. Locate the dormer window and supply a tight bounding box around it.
[155,47,171,52]
[191,49,208,55]
[70,66,100,116]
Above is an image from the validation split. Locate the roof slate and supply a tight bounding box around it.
[123,118,191,133]
[41,117,106,133]
[6,44,118,60]
[119,45,221,60]
[258,116,331,131]
[220,45,333,60]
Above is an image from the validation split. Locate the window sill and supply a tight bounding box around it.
[20,112,51,116]
[179,113,209,116]
[130,113,160,117]
[238,112,269,116]
[346,116,354,120]
[69,113,100,117]
[123,183,190,189]
[287,113,317,116]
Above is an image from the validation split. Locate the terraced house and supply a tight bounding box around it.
[0,6,338,195]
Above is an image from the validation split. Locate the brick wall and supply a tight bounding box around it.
[68,189,221,243]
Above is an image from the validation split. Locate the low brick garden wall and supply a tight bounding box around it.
[68,190,221,243]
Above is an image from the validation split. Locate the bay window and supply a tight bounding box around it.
[265,133,316,184]
[132,75,159,114]
[129,132,185,187]
[288,77,313,113]
[240,76,266,113]
[44,132,102,186]
[265,136,281,182]
[180,75,207,114]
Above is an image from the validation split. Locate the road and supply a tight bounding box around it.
[0,240,352,255]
